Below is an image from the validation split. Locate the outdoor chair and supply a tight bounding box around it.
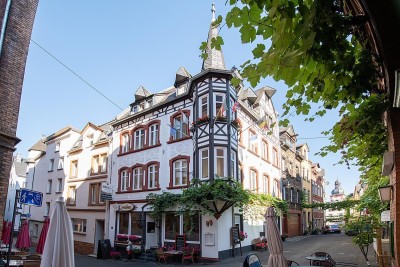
[182,247,195,264]
[156,248,170,263]
[287,259,300,266]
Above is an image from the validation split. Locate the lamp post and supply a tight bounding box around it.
[378,185,392,203]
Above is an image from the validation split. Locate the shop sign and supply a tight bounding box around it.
[381,210,390,222]
[119,203,135,211]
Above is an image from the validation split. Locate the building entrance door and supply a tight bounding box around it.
[94,220,105,254]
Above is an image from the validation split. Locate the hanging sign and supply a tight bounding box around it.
[119,203,135,211]
[381,210,391,222]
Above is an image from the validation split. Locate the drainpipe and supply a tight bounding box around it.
[140,203,150,251]
[0,0,12,58]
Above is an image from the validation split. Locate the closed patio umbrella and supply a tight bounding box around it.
[1,220,6,242]
[2,222,12,246]
[40,197,74,267]
[36,217,50,254]
[15,220,30,250]
[265,206,286,267]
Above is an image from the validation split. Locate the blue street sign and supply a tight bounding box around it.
[19,188,43,207]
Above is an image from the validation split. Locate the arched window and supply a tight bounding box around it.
[148,123,159,146]
[133,128,145,150]
[170,110,190,141]
[250,169,258,192]
[119,169,130,192]
[132,167,143,190]
[121,133,130,154]
[147,164,158,189]
[262,175,269,194]
[261,140,269,161]
[169,156,190,188]
[249,130,258,154]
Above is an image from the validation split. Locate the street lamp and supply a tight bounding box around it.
[378,185,392,203]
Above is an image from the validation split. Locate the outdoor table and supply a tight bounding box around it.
[0,248,20,255]
[164,250,183,262]
[305,256,329,265]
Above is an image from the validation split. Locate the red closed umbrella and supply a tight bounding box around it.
[2,222,12,245]
[1,220,6,241]
[36,217,50,254]
[15,220,30,249]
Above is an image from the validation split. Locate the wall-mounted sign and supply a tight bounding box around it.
[119,203,135,211]
[381,210,391,222]
[101,182,113,194]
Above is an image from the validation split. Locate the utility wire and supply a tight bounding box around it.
[30,39,124,111]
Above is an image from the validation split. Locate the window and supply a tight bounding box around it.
[121,133,130,153]
[92,153,107,174]
[250,170,257,192]
[290,188,294,202]
[148,124,159,146]
[230,151,236,180]
[261,141,269,161]
[173,159,188,186]
[87,134,94,146]
[56,178,63,193]
[67,186,76,205]
[45,202,50,216]
[47,180,52,193]
[215,95,225,116]
[216,148,225,177]
[58,157,64,170]
[201,148,209,179]
[34,224,39,237]
[272,148,278,166]
[55,142,60,152]
[71,218,87,233]
[89,183,104,205]
[70,160,78,178]
[263,175,269,194]
[119,169,130,192]
[200,96,208,117]
[282,158,286,172]
[117,212,142,236]
[133,167,143,190]
[273,179,280,198]
[134,129,145,150]
[164,212,200,242]
[147,164,158,189]
[249,131,258,154]
[171,113,189,140]
[165,213,180,240]
[48,159,54,172]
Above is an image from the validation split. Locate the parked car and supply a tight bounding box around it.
[323,224,341,234]
[345,228,357,236]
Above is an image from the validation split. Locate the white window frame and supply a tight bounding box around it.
[56,178,63,193]
[200,95,208,117]
[263,175,268,194]
[68,186,76,205]
[230,151,236,180]
[71,218,87,234]
[261,141,268,160]
[47,180,52,193]
[120,170,130,192]
[55,142,60,152]
[70,160,78,178]
[250,170,257,191]
[148,164,157,189]
[215,147,226,178]
[172,114,189,140]
[122,133,130,153]
[173,159,188,186]
[134,129,145,150]
[133,167,143,190]
[249,131,258,153]
[48,159,54,172]
[200,148,209,179]
[149,124,159,146]
[58,157,64,170]
[214,94,225,117]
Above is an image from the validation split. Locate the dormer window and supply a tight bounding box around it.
[132,106,138,113]
[87,134,94,146]
[147,99,153,108]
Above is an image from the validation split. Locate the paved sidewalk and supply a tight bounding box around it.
[75,234,379,267]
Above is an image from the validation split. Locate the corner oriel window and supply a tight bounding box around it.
[201,149,209,179]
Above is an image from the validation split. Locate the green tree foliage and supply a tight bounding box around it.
[200,0,389,217]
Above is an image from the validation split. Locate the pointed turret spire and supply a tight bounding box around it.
[202,3,226,71]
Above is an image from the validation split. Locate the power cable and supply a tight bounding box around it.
[30,39,124,111]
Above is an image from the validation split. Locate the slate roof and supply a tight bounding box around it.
[202,18,226,71]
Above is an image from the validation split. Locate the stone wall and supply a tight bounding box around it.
[74,240,95,255]
[0,0,39,239]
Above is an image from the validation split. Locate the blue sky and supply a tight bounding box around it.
[17,0,359,197]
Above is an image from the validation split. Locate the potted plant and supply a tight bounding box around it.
[129,235,141,244]
[239,231,248,241]
[231,118,242,129]
[281,233,288,241]
[132,247,143,259]
[116,234,128,241]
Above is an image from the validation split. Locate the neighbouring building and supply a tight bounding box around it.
[325,179,346,226]
[297,144,312,235]
[279,125,303,237]
[311,163,325,230]
[4,154,28,231]
[0,0,39,239]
